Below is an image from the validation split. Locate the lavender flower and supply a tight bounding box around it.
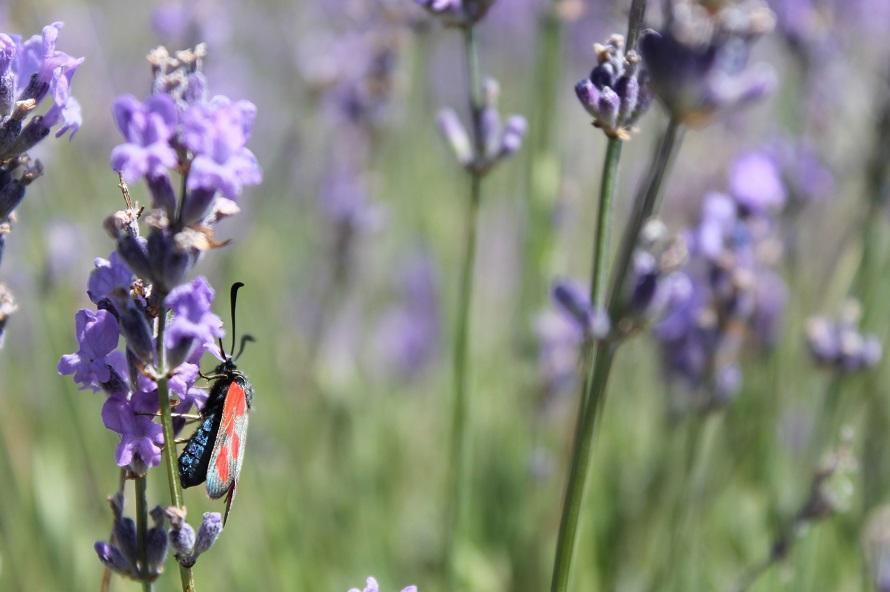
[348,576,418,592]
[639,0,776,124]
[551,280,610,340]
[58,44,262,579]
[575,34,652,140]
[650,154,787,411]
[95,494,167,580]
[110,94,179,185]
[437,78,527,176]
[373,253,442,381]
[57,309,122,391]
[415,0,496,27]
[806,301,883,373]
[166,507,223,568]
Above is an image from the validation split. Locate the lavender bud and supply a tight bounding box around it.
[166,507,197,567]
[94,541,137,578]
[0,179,24,219]
[18,73,50,104]
[9,116,50,155]
[148,229,192,292]
[180,188,217,227]
[552,280,610,340]
[118,302,154,364]
[147,175,177,219]
[193,512,223,557]
[116,236,153,281]
[436,109,473,167]
[498,116,527,158]
[146,506,168,577]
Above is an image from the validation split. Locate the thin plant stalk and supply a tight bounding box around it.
[444,23,485,583]
[134,474,152,592]
[155,311,197,592]
[550,117,683,592]
[590,139,623,309]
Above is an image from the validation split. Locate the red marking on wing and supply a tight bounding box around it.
[212,382,247,488]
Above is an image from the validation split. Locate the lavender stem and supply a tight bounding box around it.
[156,309,197,592]
[444,23,485,584]
[550,117,683,592]
[134,474,152,591]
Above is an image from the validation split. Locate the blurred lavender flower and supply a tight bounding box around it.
[348,576,418,592]
[551,280,610,340]
[415,0,496,27]
[0,23,82,337]
[806,301,882,373]
[766,138,834,205]
[575,34,652,140]
[649,153,787,412]
[437,78,527,175]
[95,494,168,580]
[373,253,442,381]
[639,0,776,125]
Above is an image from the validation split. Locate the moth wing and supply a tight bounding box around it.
[206,381,249,500]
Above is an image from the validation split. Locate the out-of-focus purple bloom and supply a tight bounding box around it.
[182,96,261,199]
[348,576,418,592]
[436,78,527,175]
[415,0,495,27]
[730,151,787,215]
[57,309,121,390]
[87,252,134,307]
[650,153,787,411]
[110,94,179,184]
[102,390,164,472]
[767,137,834,204]
[551,280,610,339]
[373,254,442,381]
[164,276,224,368]
[95,494,167,579]
[534,310,584,400]
[575,34,652,140]
[639,1,776,124]
[806,302,882,373]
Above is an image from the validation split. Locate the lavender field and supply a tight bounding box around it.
[1,0,889,590]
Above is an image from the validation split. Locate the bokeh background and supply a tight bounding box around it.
[1,0,890,590]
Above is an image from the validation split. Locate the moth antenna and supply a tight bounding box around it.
[218,337,227,361]
[235,334,255,361]
[229,282,245,358]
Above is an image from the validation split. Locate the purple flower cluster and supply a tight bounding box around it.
[648,152,788,410]
[166,507,223,568]
[0,22,82,342]
[57,45,261,577]
[639,0,776,124]
[372,253,442,381]
[575,34,652,140]
[806,301,883,373]
[94,494,168,581]
[348,576,418,592]
[437,78,527,176]
[415,0,496,27]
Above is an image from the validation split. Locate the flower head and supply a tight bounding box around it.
[575,34,652,139]
[182,96,262,199]
[164,276,224,368]
[110,94,179,184]
[101,391,164,473]
[639,0,776,124]
[57,309,122,390]
[87,252,134,307]
[348,576,417,592]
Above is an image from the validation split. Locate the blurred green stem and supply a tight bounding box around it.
[550,117,683,592]
[444,24,485,586]
[518,1,564,328]
[134,474,151,592]
[591,139,623,309]
[156,310,197,592]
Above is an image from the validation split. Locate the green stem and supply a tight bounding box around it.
[549,118,683,592]
[156,310,197,592]
[590,138,623,309]
[134,474,152,592]
[444,24,485,586]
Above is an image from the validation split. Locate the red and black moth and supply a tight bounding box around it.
[178,282,254,525]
